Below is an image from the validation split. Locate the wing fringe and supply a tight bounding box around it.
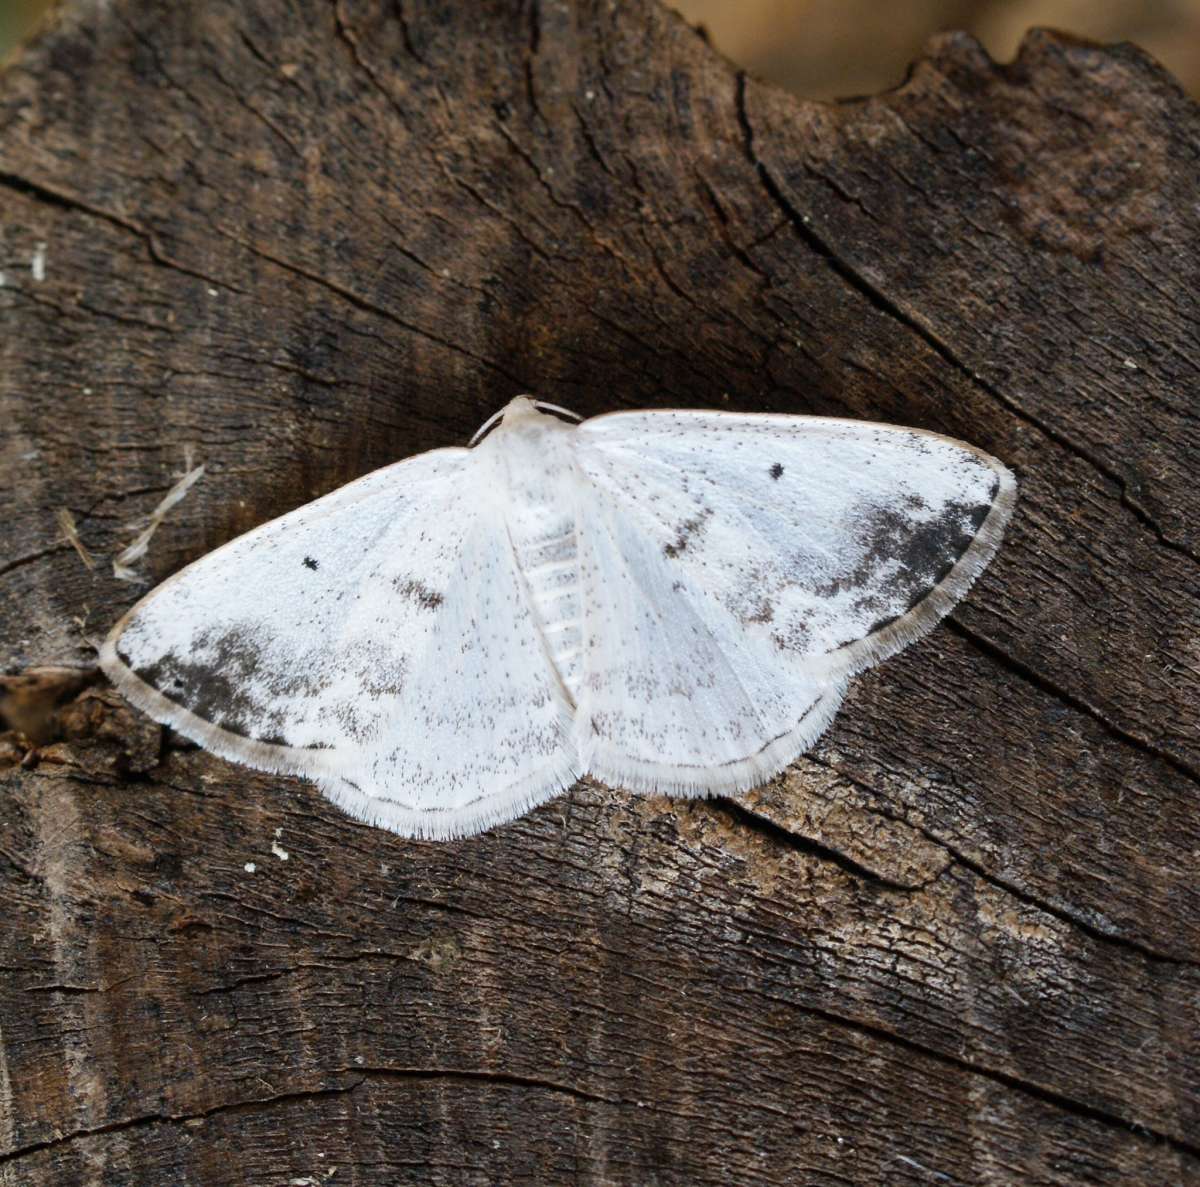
[99,637,580,841]
[582,684,847,799]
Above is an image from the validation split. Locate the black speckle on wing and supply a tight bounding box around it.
[663,508,712,559]
[769,462,784,480]
[746,599,774,625]
[394,576,445,610]
[302,556,319,571]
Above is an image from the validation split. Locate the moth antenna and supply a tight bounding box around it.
[532,401,583,423]
[469,406,509,447]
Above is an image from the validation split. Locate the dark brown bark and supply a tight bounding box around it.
[1,3,1197,1183]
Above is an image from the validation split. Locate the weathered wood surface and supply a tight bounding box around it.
[1,2,1198,1183]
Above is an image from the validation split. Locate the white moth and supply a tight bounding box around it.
[100,398,1016,840]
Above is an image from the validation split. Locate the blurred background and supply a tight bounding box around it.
[0,0,46,62]
[671,0,1200,97]
[2,0,1200,95]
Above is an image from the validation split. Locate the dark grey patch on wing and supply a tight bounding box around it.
[769,462,784,480]
[197,626,332,702]
[302,556,319,571]
[663,507,712,559]
[125,625,332,746]
[394,576,445,610]
[814,497,993,604]
[878,498,990,592]
[967,500,992,531]
[129,626,272,740]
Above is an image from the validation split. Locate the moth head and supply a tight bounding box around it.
[469,396,582,446]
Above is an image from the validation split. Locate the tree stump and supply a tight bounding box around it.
[1,2,1198,1183]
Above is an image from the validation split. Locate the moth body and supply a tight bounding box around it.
[484,401,586,703]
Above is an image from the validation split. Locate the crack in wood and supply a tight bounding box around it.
[0,1066,615,1168]
[0,544,70,583]
[782,999,1200,1163]
[949,619,1200,787]
[710,796,948,893]
[0,171,246,296]
[804,752,1200,968]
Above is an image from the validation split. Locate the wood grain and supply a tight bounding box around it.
[1,2,1197,1183]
